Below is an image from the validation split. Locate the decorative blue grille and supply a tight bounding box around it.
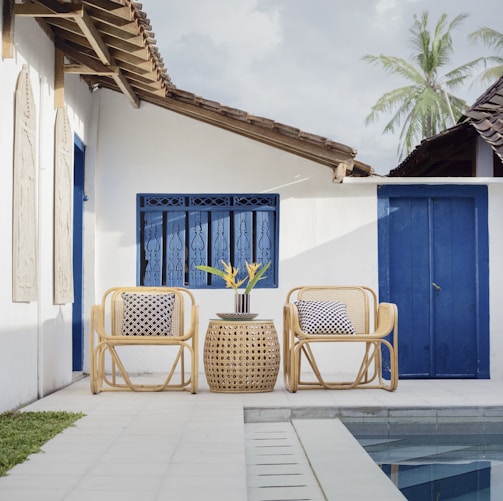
[137,194,279,288]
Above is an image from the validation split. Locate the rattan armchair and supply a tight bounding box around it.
[90,286,198,394]
[283,286,398,392]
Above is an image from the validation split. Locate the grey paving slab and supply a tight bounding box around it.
[1,375,503,500]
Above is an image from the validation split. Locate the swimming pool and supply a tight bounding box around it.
[356,434,503,500]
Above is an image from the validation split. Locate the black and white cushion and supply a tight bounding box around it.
[294,300,356,335]
[121,292,176,336]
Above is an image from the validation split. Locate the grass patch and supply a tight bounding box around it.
[0,410,84,476]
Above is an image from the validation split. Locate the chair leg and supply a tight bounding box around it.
[90,347,99,394]
[301,343,329,388]
[96,343,198,393]
[282,314,298,392]
[293,340,398,391]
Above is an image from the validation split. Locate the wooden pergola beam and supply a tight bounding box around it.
[2,0,14,59]
[73,8,113,65]
[10,0,140,108]
[54,48,65,108]
[12,2,82,18]
[112,71,140,108]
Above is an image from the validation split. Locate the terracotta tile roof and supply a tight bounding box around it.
[464,75,503,162]
[389,75,503,177]
[388,124,478,177]
[7,0,372,180]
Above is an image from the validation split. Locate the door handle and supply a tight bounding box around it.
[432,282,441,291]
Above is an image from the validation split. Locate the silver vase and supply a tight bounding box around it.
[234,293,250,313]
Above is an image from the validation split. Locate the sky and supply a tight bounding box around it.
[141,0,503,174]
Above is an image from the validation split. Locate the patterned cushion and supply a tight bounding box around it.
[121,292,176,336]
[294,300,356,335]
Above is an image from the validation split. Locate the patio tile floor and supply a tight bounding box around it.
[2,375,503,500]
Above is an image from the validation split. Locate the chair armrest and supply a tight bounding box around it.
[284,302,305,335]
[90,304,107,338]
[181,304,199,340]
[374,302,398,338]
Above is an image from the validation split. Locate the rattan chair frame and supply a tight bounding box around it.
[90,286,199,394]
[283,285,398,392]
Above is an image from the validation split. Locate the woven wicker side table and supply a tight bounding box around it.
[204,319,280,393]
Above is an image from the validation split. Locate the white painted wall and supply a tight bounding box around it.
[0,17,97,412]
[476,137,494,177]
[89,92,368,377]
[488,183,503,380]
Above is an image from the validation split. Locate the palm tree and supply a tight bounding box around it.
[469,27,503,84]
[364,12,481,161]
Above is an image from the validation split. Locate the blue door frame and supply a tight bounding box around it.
[72,136,85,370]
[378,185,489,378]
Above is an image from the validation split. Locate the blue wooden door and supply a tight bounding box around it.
[72,136,85,371]
[378,185,489,378]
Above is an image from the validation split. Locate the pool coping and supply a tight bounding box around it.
[244,406,503,435]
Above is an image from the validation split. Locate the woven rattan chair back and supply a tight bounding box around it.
[111,288,183,337]
[296,286,371,334]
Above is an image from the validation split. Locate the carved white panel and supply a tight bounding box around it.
[13,65,38,302]
[54,108,74,304]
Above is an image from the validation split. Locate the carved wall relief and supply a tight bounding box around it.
[13,65,38,302]
[54,108,74,304]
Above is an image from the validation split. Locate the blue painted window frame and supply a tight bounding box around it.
[137,193,279,289]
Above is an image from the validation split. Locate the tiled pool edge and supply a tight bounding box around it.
[244,406,503,435]
[244,406,503,499]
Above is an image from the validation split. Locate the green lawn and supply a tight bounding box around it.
[0,411,84,476]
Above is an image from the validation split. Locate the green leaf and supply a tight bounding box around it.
[244,261,271,294]
[194,265,226,279]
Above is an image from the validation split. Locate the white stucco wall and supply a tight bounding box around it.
[0,17,97,412]
[90,90,380,376]
[488,183,503,380]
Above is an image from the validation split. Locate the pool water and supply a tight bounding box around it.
[357,434,503,500]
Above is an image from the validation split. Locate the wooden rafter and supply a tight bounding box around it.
[73,8,113,65]
[2,0,14,59]
[54,48,65,108]
[12,0,141,109]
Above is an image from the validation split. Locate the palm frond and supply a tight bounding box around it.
[364,86,420,126]
[476,64,503,85]
[443,58,485,89]
[363,55,424,84]
[469,27,503,51]
[363,10,476,162]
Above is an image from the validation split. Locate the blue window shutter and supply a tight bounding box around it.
[209,210,230,287]
[143,211,163,286]
[233,210,253,282]
[138,194,279,289]
[256,210,275,287]
[189,210,208,287]
[166,211,186,286]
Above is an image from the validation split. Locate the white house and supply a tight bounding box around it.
[1,0,502,413]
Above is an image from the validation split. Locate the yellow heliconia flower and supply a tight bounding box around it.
[221,260,247,291]
[195,259,271,294]
[245,261,261,281]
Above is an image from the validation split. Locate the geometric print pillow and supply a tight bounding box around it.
[294,300,356,335]
[121,293,176,336]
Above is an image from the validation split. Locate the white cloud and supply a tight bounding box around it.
[143,0,503,174]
